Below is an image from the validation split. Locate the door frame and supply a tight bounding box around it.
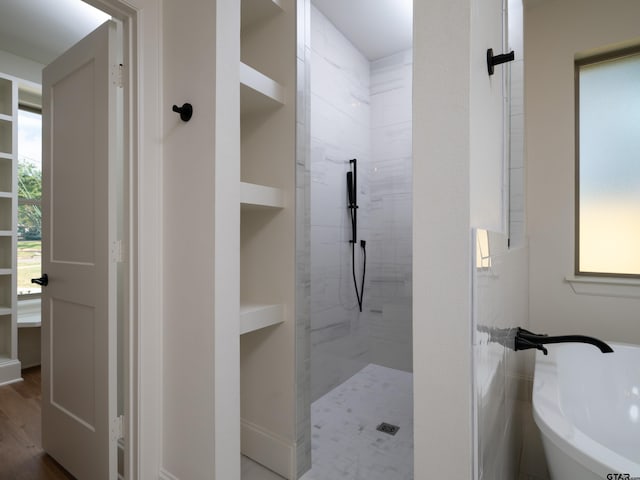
[81,1,162,478]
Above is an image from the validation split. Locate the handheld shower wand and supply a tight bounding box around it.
[347,171,356,243]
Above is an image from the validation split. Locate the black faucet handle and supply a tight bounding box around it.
[514,335,548,355]
[518,327,547,337]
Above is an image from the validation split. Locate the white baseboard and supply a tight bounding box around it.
[241,418,295,479]
[20,361,40,369]
[0,359,22,386]
[159,467,181,480]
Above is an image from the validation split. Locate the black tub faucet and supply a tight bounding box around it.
[514,327,614,355]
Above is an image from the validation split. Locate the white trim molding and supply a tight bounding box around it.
[241,419,296,479]
[566,275,640,298]
[86,0,164,479]
[0,360,22,386]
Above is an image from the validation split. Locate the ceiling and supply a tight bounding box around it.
[312,0,413,61]
[0,0,413,67]
[0,0,110,66]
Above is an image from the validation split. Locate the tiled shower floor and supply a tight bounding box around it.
[302,363,414,480]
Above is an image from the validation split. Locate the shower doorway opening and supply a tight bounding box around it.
[296,1,414,478]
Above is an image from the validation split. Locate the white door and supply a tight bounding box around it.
[41,20,119,480]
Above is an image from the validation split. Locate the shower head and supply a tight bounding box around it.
[347,171,354,206]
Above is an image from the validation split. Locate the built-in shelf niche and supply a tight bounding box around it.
[238,0,296,476]
[0,236,10,270]
[241,0,283,33]
[240,62,285,116]
[0,315,10,360]
[0,275,11,311]
[240,303,284,335]
[0,119,12,154]
[0,72,20,385]
[0,198,11,231]
[0,79,12,117]
[0,156,11,193]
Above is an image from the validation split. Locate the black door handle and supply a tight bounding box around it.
[31,274,48,287]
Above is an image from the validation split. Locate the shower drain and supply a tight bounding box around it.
[376,422,400,436]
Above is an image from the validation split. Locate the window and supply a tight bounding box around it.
[576,48,640,276]
[17,107,42,295]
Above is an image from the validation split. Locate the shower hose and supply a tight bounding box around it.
[350,218,366,313]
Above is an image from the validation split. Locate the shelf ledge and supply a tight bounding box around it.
[18,298,41,328]
[17,318,40,328]
[240,182,285,210]
[240,62,285,116]
[240,304,284,335]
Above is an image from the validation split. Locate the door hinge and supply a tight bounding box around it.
[112,63,124,88]
[111,240,124,263]
[112,415,124,441]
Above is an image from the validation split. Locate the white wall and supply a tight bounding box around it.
[161,0,240,478]
[526,0,640,344]
[0,49,43,84]
[162,0,217,475]
[413,0,473,477]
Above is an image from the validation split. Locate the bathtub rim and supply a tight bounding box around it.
[532,342,640,477]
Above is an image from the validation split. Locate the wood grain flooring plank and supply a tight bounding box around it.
[0,387,42,448]
[12,368,41,401]
[0,368,75,480]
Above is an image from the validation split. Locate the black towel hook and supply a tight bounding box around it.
[172,103,193,122]
[487,49,515,76]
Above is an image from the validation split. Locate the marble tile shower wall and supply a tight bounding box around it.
[310,7,414,402]
[368,51,413,372]
[310,5,373,402]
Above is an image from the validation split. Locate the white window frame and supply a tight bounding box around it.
[574,45,640,279]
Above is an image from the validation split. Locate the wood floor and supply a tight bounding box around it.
[0,367,75,480]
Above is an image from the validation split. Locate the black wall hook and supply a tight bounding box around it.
[487,49,515,76]
[172,103,193,122]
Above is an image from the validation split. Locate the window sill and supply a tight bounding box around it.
[17,298,41,328]
[565,275,640,298]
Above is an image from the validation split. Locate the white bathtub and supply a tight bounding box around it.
[533,342,640,479]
